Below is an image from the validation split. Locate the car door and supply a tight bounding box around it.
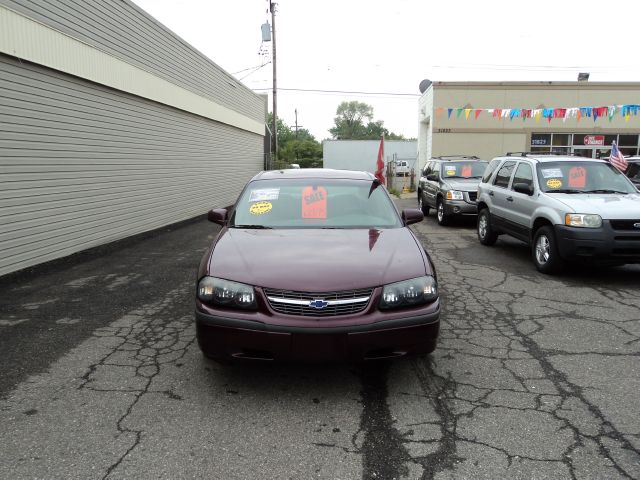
[488,160,517,232]
[419,162,430,202]
[425,161,441,208]
[501,161,536,242]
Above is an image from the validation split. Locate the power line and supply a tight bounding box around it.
[232,61,271,75]
[252,87,419,97]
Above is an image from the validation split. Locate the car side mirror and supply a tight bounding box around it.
[402,208,424,225]
[513,182,534,196]
[426,174,437,181]
[207,208,228,225]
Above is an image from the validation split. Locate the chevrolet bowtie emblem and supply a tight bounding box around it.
[309,299,329,309]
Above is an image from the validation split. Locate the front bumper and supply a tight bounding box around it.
[195,303,440,362]
[554,222,640,264]
[442,199,478,216]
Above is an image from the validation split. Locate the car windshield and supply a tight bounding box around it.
[441,162,488,178]
[536,161,637,194]
[230,178,403,229]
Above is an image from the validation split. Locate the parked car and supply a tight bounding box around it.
[196,168,440,363]
[418,156,489,225]
[476,153,640,273]
[624,156,640,188]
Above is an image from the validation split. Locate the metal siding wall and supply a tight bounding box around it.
[0,0,264,123]
[0,55,263,276]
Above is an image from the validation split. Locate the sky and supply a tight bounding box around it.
[132,0,640,141]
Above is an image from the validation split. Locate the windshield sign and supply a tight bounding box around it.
[537,161,637,194]
[441,162,488,178]
[231,179,403,229]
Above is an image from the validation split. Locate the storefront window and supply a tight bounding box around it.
[531,134,551,147]
[573,134,590,146]
[531,146,551,153]
[618,134,639,147]
[552,134,570,146]
[604,135,617,146]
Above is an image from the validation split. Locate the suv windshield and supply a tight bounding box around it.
[441,162,488,178]
[231,178,403,229]
[536,161,637,194]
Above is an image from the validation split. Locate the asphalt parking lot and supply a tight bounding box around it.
[0,198,639,479]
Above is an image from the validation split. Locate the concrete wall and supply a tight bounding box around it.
[323,140,418,174]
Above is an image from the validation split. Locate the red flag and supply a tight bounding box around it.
[375,135,385,185]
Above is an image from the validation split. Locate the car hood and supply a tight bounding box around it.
[442,178,481,191]
[549,192,640,219]
[207,228,427,291]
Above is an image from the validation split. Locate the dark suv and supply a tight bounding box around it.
[418,156,488,225]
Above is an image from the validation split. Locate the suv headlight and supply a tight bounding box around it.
[197,276,257,310]
[565,214,602,228]
[446,190,464,200]
[379,276,438,310]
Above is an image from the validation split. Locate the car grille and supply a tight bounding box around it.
[466,191,478,202]
[264,288,373,317]
[610,219,640,231]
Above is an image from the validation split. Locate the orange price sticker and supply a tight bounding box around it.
[568,167,586,188]
[461,165,473,177]
[301,186,327,219]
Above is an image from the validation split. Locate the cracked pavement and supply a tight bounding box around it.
[0,198,638,479]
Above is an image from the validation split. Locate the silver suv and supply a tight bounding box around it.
[476,153,640,273]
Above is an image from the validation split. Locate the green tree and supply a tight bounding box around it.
[267,113,323,168]
[329,101,405,140]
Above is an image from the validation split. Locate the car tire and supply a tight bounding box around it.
[436,199,450,226]
[477,208,498,245]
[532,226,564,274]
[418,192,430,216]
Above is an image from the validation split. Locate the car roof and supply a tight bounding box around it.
[431,155,485,162]
[251,168,376,181]
[497,153,609,164]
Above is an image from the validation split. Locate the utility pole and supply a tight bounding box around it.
[270,1,278,161]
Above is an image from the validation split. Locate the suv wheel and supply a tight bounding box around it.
[418,192,430,216]
[436,199,450,226]
[477,209,498,245]
[532,226,564,274]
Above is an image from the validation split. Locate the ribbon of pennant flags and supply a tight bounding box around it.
[435,104,640,123]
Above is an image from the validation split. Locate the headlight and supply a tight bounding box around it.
[379,276,438,310]
[564,214,602,228]
[197,276,257,310]
[446,190,464,200]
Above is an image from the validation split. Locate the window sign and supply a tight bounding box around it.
[583,135,604,146]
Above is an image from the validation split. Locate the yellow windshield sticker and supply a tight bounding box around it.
[546,179,562,189]
[249,201,272,215]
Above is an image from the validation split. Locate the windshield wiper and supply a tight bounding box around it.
[583,189,629,194]
[231,224,272,229]
[546,189,583,194]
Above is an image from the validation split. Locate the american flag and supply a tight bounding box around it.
[609,141,628,172]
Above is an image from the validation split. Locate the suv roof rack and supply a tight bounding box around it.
[433,155,480,160]
[505,151,581,157]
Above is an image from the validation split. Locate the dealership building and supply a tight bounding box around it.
[418,81,640,169]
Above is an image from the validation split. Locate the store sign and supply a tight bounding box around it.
[532,139,548,146]
[583,135,604,146]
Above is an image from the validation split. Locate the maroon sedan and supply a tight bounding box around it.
[196,169,440,362]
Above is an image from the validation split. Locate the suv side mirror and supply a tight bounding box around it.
[513,183,534,196]
[402,208,424,225]
[208,208,228,225]
[426,174,437,181]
